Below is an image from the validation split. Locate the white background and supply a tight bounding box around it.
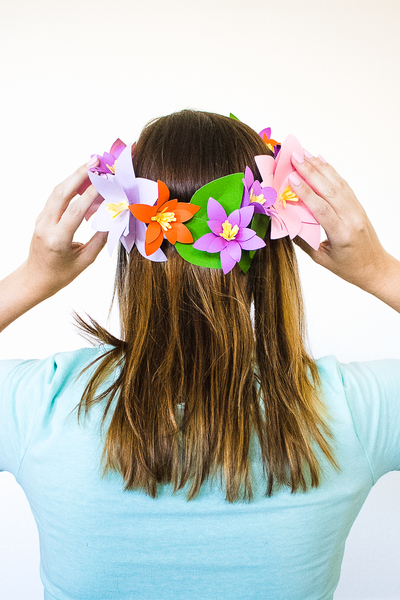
[1,0,400,598]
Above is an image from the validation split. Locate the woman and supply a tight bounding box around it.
[0,110,399,600]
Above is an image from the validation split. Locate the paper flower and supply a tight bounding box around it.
[259,127,280,157]
[193,198,265,274]
[130,181,200,256]
[88,144,166,261]
[242,167,279,216]
[254,135,321,250]
[88,138,126,177]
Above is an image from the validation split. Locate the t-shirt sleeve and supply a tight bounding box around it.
[0,357,57,477]
[339,359,400,482]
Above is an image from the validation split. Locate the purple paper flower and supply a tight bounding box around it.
[88,139,126,177]
[242,167,280,217]
[88,144,166,261]
[193,198,266,274]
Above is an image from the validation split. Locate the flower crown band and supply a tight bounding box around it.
[86,120,320,274]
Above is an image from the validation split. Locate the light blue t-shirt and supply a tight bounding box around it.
[0,347,399,600]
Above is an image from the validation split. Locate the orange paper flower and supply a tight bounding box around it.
[130,181,200,256]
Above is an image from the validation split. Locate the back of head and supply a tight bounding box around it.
[78,110,337,502]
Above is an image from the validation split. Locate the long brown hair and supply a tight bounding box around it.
[77,110,337,502]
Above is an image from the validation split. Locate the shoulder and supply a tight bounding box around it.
[316,355,400,480]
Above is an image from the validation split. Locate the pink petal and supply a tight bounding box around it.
[220,247,237,274]
[255,155,275,187]
[193,233,217,251]
[297,223,321,250]
[226,240,241,262]
[207,198,227,222]
[207,220,223,235]
[272,203,302,239]
[291,200,319,225]
[274,135,303,194]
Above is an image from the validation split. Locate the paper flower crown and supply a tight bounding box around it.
[86,122,320,274]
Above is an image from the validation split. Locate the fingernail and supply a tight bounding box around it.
[292,151,304,164]
[86,155,99,168]
[318,154,327,163]
[289,173,301,186]
[303,149,313,159]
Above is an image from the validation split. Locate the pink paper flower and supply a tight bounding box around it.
[254,135,321,250]
[193,198,265,274]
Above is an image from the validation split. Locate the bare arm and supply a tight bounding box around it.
[289,154,400,313]
[0,164,107,333]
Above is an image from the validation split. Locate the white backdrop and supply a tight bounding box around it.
[1,0,400,598]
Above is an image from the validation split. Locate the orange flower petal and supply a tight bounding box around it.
[157,180,170,206]
[164,227,177,245]
[174,203,200,222]
[145,229,164,256]
[146,221,162,244]
[173,222,193,244]
[130,204,155,223]
[159,198,177,212]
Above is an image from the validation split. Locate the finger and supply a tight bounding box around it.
[288,172,342,233]
[58,185,102,238]
[77,231,108,268]
[43,164,92,223]
[291,154,354,214]
[293,236,319,260]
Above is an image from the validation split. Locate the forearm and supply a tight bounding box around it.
[0,262,51,333]
[368,253,400,313]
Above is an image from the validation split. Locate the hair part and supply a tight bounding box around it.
[76,110,338,502]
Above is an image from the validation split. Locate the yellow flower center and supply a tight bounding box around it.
[106,163,116,174]
[278,185,299,208]
[249,189,266,205]
[106,201,129,218]
[220,220,239,241]
[151,207,176,231]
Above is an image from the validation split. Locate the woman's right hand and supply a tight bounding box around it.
[288,152,400,312]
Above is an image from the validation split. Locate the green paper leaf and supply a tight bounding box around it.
[175,173,244,269]
[229,113,240,121]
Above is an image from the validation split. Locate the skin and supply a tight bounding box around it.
[0,152,398,334]
[289,153,400,313]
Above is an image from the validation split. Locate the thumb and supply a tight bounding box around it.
[79,231,108,267]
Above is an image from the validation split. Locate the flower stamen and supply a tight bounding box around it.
[220,220,239,241]
[106,163,116,174]
[106,201,129,218]
[151,207,176,231]
[250,189,266,205]
[278,185,299,208]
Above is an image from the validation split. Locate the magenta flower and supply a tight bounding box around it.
[88,138,126,177]
[193,198,266,274]
[254,135,321,250]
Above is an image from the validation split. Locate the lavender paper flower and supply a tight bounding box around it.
[193,198,265,274]
[89,144,166,261]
